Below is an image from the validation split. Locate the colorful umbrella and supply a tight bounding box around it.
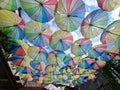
[28,46,49,74]
[97,0,120,11]
[24,20,52,47]
[101,20,120,44]
[71,38,92,56]
[18,66,33,82]
[88,44,107,59]
[11,55,31,67]
[47,50,66,68]
[20,0,57,23]
[1,26,24,39]
[8,39,29,56]
[99,51,112,61]
[115,37,120,49]
[81,9,108,38]
[0,9,24,28]
[50,30,73,51]
[55,0,85,32]
[30,60,47,75]
[0,0,19,11]
[69,56,82,68]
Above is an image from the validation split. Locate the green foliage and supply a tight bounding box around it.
[100,60,120,90]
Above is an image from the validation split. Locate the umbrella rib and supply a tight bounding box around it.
[79,45,87,55]
[34,0,42,5]
[60,40,65,50]
[106,31,120,36]
[90,24,105,30]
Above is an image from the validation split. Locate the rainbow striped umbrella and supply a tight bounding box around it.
[0,0,19,11]
[97,0,120,11]
[20,0,57,23]
[81,9,108,38]
[55,0,85,32]
[24,20,52,47]
[50,30,73,51]
[71,38,92,56]
[0,9,24,28]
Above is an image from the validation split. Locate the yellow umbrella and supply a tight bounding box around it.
[0,9,24,28]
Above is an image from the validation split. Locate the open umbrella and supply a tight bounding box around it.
[88,44,107,59]
[50,30,73,51]
[47,50,66,68]
[97,0,120,11]
[28,46,49,74]
[8,39,29,56]
[115,37,120,49]
[1,26,24,39]
[20,0,57,23]
[11,55,31,67]
[18,66,33,82]
[101,20,120,44]
[24,20,52,47]
[55,0,85,32]
[71,38,92,56]
[81,9,108,38]
[0,9,24,28]
[0,0,19,11]
[27,46,48,60]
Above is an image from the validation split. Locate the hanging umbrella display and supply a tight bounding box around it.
[97,0,120,11]
[20,0,57,23]
[55,0,86,32]
[8,39,29,56]
[101,20,120,44]
[81,9,108,38]
[0,0,19,11]
[24,20,52,47]
[0,9,25,28]
[1,26,24,39]
[71,38,92,56]
[50,30,73,51]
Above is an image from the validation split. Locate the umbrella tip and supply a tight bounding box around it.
[67,15,70,17]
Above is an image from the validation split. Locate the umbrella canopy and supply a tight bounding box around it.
[50,30,73,51]
[55,0,85,32]
[81,9,108,38]
[0,9,24,28]
[88,44,107,59]
[97,0,120,11]
[20,0,57,23]
[11,55,31,67]
[0,0,19,11]
[99,51,112,61]
[71,38,92,56]
[47,50,66,68]
[24,20,52,47]
[115,37,120,49]
[8,39,29,56]
[80,58,106,70]
[1,26,24,39]
[101,20,120,44]
[27,46,48,74]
